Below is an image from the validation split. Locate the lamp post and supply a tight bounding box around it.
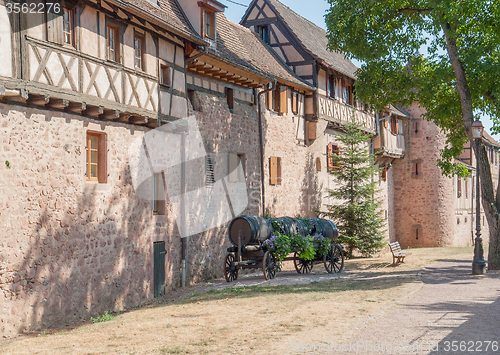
[472,117,486,275]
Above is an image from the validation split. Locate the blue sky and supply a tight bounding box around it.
[218,0,498,141]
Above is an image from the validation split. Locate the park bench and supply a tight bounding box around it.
[389,242,411,265]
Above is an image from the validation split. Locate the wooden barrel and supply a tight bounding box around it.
[276,217,308,236]
[310,218,338,241]
[228,216,274,246]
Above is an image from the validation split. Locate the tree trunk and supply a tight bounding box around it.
[443,24,500,270]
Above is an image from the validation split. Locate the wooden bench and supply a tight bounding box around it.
[389,242,412,265]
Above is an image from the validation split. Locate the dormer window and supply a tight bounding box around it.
[258,25,270,44]
[198,0,225,39]
[204,9,216,38]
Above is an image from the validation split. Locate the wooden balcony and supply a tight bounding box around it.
[374,126,405,158]
[3,36,167,127]
[317,94,376,134]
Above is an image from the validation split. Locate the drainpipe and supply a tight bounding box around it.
[257,80,277,216]
[180,130,187,287]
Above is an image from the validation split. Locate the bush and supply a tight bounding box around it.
[91,311,114,323]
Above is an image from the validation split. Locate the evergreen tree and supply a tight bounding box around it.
[323,119,385,258]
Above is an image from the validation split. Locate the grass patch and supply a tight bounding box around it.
[91,311,114,323]
[180,277,414,305]
[160,346,187,354]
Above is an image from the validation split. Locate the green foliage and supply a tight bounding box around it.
[262,233,291,262]
[322,120,385,258]
[325,0,500,176]
[264,215,285,233]
[5,160,10,169]
[90,311,114,323]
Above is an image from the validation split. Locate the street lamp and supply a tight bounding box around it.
[472,117,486,275]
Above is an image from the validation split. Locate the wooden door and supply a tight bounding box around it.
[153,241,166,297]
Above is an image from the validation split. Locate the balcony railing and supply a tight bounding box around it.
[379,127,405,157]
[317,94,376,134]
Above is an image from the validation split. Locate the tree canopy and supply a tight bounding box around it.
[325,0,500,176]
[325,0,500,269]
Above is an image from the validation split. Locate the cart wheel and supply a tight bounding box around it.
[293,252,313,274]
[224,253,238,282]
[324,245,344,273]
[262,251,276,280]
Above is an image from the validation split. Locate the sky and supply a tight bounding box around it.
[218,0,498,142]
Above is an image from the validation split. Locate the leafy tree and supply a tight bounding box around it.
[322,120,385,258]
[325,0,500,269]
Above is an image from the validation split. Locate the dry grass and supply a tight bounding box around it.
[0,247,476,355]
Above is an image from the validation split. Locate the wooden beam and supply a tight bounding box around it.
[47,98,69,110]
[84,105,104,118]
[28,94,50,106]
[129,115,148,125]
[66,102,86,114]
[101,109,121,120]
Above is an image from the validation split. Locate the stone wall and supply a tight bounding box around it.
[0,104,184,336]
[392,102,487,248]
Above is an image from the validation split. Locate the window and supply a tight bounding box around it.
[205,155,215,187]
[107,25,120,62]
[187,89,201,111]
[412,224,423,240]
[229,153,246,182]
[86,132,107,183]
[62,7,74,46]
[457,177,462,198]
[269,156,281,185]
[292,91,299,114]
[391,117,398,135]
[342,83,352,105]
[134,33,144,70]
[204,10,215,38]
[153,172,165,215]
[316,157,321,172]
[258,25,270,44]
[226,88,234,110]
[411,161,422,179]
[465,177,468,199]
[327,143,340,171]
[160,64,171,87]
[381,166,387,181]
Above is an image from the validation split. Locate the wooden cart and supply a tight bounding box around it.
[223,216,344,282]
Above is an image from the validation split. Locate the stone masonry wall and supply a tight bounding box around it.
[0,104,186,337]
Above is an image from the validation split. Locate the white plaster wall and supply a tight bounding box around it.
[0,5,13,78]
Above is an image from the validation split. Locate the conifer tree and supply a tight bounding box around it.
[323,119,385,258]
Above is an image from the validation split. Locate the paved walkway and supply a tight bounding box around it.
[334,260,500,355]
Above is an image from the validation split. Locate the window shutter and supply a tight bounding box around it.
[276,157,282,185]
[47,5,63,44]
[205,155,215,187]
[292,91,298,114]
[228,153,238,182]
[279,86,288,114]
[98,134,107,183]
[327,143,333,170]
[226,88,234,110]
[269,156,277,185]
[266,87,272,110]
[308,121,317,140]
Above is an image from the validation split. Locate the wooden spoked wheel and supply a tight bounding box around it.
[224,253,238,282]
[324,245,344,273]
[293,252,313,274]
[262,251,276,280]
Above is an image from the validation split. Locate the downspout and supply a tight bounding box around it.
[180,128,188,287]
[257,80,277,216]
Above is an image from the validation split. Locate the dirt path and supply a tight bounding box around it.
[3,247,498,355]
[326,260,500,355]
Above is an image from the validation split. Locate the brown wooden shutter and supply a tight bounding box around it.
[308,121,317,140]
[276,157,282,185]
[47,4,63,44]
[292,91,298,114]
[98,133,107,183]
[226,88,234,110]
[269,156,277,185]
[327,143,333,170]
[279,86,288,115]
[266,87,272,110]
